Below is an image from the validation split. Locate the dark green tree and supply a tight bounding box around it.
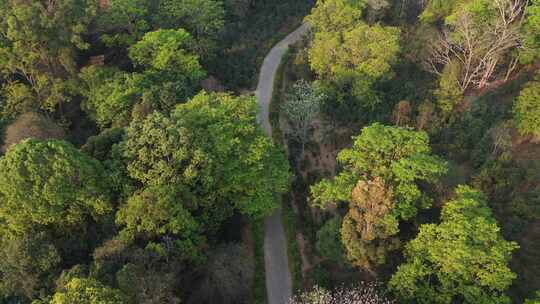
[0,231,61,300]
[157,0,225,57]
[97,0,152,47]
[316,216,346,264]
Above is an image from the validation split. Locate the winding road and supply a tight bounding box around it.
[256,24,310,304]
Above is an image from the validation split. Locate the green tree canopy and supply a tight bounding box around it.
[97,0,152,47]
[0,0,96,111]
[311,124,447,268]
[116,185,203,258]
[316,216,346,265]
[129,29,204,75]
[50,278,127,304]
[513,79,540,137]
[305,0,366,33]
[521,0,540,64]
[0,139,112,232]
[79,29,205,128]
[419,0,464,23]
[434,61,463,119]
[312,124,447,214]
[79,66,141,128]
[307,1,400,109]
[390,186,518,304]
[157,0,225,57]
[122,92,290,220]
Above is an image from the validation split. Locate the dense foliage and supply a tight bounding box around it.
[390,186,518,304]
[0,139,111,233]
[312,124,448,269]
[122,92,290,219]
[0,0,539,302]
[514,79,540,137]
[307,0,400,110]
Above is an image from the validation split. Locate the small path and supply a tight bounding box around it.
[255,24,310,304]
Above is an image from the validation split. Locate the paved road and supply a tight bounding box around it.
[256,24,310,304]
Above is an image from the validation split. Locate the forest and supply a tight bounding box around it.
[0,0,539,304]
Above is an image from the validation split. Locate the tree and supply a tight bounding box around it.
[129,29,205,76]
[79,67,138,128]
[389,186,518,304]
[128,29,206,108]
[281,80,325,155]
[520,0,540,64]
[0,231,61,300]
[116,185,203,258]
[1,112,65,153]
[50,278,127,304]
[156,0,225,57]
[434,61,463,118]
[365,0,391,23]
[97,0,152,47]
[289,283,395,304]
[81,128,125,161]
[340,177,400,269]
[419,0,462,23]
[122,92,290,220]
[316,216,346,264]
[79,30,205,128]
[525,291,540,304]
[189,244,254,304]
[129,29,206,104]
[308,5,400,109]
[513,79,540,137]
[92,241,184,304]
[425,0,527,91]
[391,100,412,127]
[0,0,96,110]
[0,139,112,232]
[305,0,366,33]
[0,81,38,120]
[311,124,447,269]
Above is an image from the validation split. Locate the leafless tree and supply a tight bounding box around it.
[2,112,65,152]
[425,0,528,91]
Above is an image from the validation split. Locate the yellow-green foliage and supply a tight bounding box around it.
[390,186,518,304]
[514,80,540,137]
[0,139,112,233]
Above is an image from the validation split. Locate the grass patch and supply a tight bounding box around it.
[251,219,267,304]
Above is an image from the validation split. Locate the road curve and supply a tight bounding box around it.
[256,24,310,304]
